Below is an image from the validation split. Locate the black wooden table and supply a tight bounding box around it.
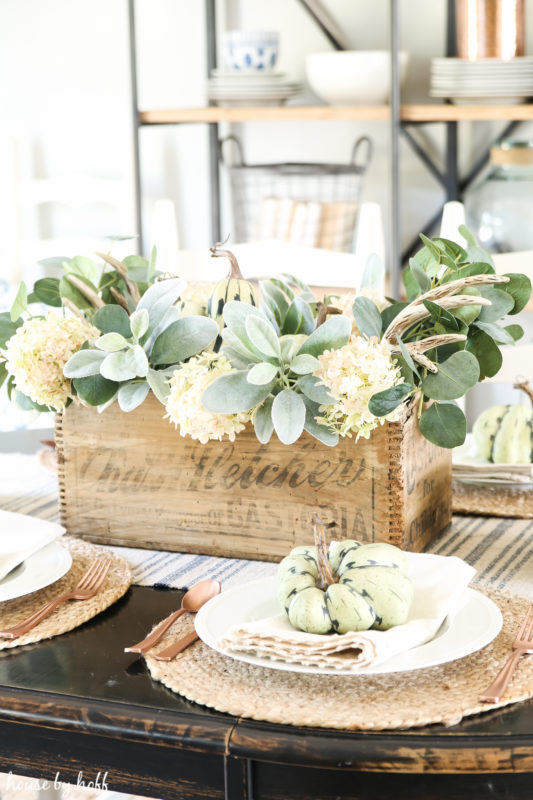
[1,586,533,800]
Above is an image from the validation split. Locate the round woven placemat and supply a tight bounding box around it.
[0,537,132,650]
[145,588,533,730]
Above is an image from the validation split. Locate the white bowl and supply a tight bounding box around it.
[221,30,279,72]
[305,50,409,105]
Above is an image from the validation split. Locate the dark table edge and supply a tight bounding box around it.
[3,685,533,774]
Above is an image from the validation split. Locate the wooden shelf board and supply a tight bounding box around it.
[402,103,533,122]
[139,103,533,125]
[139,105,390,124]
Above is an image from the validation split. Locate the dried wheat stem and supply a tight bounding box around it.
[384,273,510,343]
[386,296,490,342]
[64,274,105,309]
[96,251,142,305]
[110,287,131,313]
[61,297,87,321]
[394,334,467,354]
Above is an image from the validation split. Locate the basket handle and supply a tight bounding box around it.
[350,136,373,171]
[218,135,246,167]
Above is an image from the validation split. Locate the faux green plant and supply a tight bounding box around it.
[63,278,218,411]
[203,231,531,450]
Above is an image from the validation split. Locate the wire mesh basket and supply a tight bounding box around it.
[219,135,372,253]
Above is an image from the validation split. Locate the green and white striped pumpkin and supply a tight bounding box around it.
[207,246,258,335]
[472,403,533,464]
[277,525,413,635]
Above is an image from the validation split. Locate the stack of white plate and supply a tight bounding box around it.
[207,70,303,106]
[430,57,533,104]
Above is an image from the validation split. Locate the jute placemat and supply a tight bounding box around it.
[0,537,132,650]
[145,589,533,730]
[453,478,533,519]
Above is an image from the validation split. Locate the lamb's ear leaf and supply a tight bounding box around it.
[150,316,218,365]
[253,396,274,444]
[297,316,351,357]
[202,371,275,413]
[271,389,306,445]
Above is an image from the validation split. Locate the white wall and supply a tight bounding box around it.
[2,0,533,285]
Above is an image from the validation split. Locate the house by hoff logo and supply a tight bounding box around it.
[4,770,109,794]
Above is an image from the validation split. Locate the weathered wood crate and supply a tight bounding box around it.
[55,394,452,561]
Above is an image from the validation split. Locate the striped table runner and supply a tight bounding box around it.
[1,453,533,597]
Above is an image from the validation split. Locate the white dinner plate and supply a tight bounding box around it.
[195,576,502,675]
[0,541,72,603]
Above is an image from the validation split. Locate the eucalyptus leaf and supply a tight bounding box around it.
[503,273,532,315]
[0,312,22,348]
[92,304,132,338]
[297,316,351,358]
[245,315,281,359]
[465,330,503,380]
[397,338,419,378]
[10,282,27,322]
[381,301,408,332]
[352,296,383,339]
[360,253,385,290]
[368,383,413,417]
[297,375,334,404]
[422,299,459,330]
[37,256,70,271]
[65,255,100,285]
[419,233,442,263]
[95,332,129,352]
[148,245,157,282]
[202,371,275,413]
[118,380,150,412]
[449,287,482,326]
[458,224,477,246]
[505,324,524,342]
[272,388,306,445]
[33,278,62,307]
[63,349,107,379]
[0,360,8,390]
[434,237,468,263]
[477,287,515,322]
[402,266,419,301]
[422,351,480,401]
[419,402,467,448]
[73,374,119,406]
[409,259,431,293]
[247,362,279,385]
[59,274,97,310]
[15,391,50,412]
[290,354,320,375]
[150,316,218,366]
[475,320,516,346]
[253,396,274,444]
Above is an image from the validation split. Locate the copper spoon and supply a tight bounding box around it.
[153,630,200,661]
[124,579,221,654]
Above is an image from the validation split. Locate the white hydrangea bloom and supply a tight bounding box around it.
[314,335,404,440]
[165,352,250,443]
[3,312,99,412]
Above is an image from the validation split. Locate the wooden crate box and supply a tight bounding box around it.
[55,395,452,561]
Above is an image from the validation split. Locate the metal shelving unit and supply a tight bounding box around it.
[128,0,531,297]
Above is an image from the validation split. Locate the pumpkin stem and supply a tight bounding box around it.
[514,379,533,405]
[312,512,338,590]
[210,240,244,279]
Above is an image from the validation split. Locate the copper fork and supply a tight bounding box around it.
[479,604,533,703]
[0,557,112,639]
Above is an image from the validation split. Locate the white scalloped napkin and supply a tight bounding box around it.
[217,553,476,672]
[0,509,65,583]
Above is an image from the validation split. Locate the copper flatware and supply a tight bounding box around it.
[153,630,200,661]
[479,604,533,703]
[0,557,112,639]
[124,579,221,654]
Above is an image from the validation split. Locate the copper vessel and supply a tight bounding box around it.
[456,0,525,60]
